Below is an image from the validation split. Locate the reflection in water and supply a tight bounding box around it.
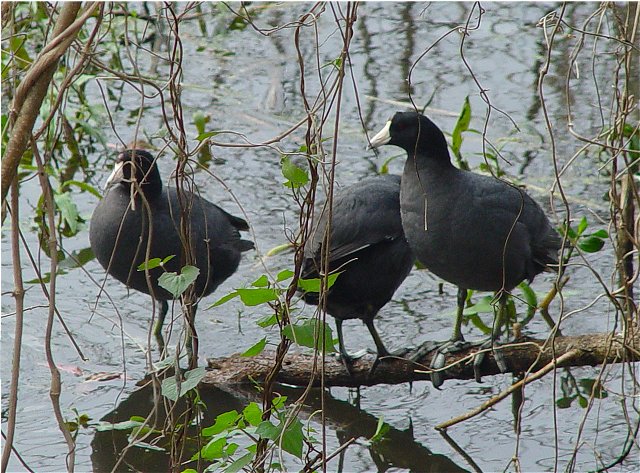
[91,383,473,472]
[399,3,416,99]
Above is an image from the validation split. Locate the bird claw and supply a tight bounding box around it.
[472,339,509,383]
[369,347,414,377]
[430,351,447,389]
[410,339,472,388]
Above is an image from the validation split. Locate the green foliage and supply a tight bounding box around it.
[158,265,200,298]
[282,319,336,353]
[451,96,472,171]
[189,396,307,470]
[196,130,220,142]
[161,367,207,401]
[64,409,91,441]
[297,272,341,293]
[95,417,150,432]
[256,414,305,459]
[561,216,608,254]
[26,247,95,284]
[242,337,267,357]
[281,155,309,188]
[462,281,539,335]
[137,255,176,271]
[369,416,390,444]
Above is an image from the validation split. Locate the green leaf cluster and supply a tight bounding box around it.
[562,216,608,254]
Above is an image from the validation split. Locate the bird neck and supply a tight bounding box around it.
[117,179,162,203]
[405,148,454,173]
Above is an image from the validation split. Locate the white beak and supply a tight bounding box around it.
[367,120,392,149]
[104,161,125,190]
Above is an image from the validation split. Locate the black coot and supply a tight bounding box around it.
[90,149,254,349]
[369,112,560,381]
[301,174,414,375]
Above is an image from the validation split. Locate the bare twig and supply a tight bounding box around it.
[1,180,26,471]
[435,350,580,430]
[32,142,77,471]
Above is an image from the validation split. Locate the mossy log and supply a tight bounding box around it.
[203,331,639,388]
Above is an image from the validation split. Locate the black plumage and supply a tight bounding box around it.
[90,149,253,343]
[302,174,414,374]
[369,112,560,379]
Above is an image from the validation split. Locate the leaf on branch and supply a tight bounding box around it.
[282,319,335,352]
[161,367,206,401]
[158,265,199,297]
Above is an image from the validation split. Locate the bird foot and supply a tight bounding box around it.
[472,338,509,383]
[409,338,478,388]
[333,348,369,377]
[369,346,414,377]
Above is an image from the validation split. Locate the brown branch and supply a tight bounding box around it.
[33,143,77,471]
[1,179,26,471]
[203,332,639,389]
[1,2,98,206]
[435,349,580,430]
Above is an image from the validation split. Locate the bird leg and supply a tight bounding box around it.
[364,318,414,377]
[472,293,509,382]
[335,319,357,376]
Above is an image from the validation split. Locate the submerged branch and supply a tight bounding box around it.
[203,331,639,388]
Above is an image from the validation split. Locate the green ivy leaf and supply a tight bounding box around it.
[463,295,495,315]
[243,403,263,427]
[58,247,95,270]
[257,313,278,328]
[63,180,102,198]
[137,255,176,271]
[158,265,200,297]
[590,229,608,239]
[210,291,239,308]
[224,452,255,473]
[236,288,279,306]
[518,281,538,309]
[281,155,308,188]
[282,319,335,352]
[578,236,605,253]
[555,396,574,409]
[577,216,588,235]
[451,96,472,170]
[255,417,304,459]
[161,367,206,401]
[54,191,80,234]
[272,396,287,410]
[192,111,210,135]
[369,416,390,444]
[280,417,304,459]
[577,395,588,408]
[133,441,166,452]
[252,275,269,287]
[297,272,341,293]
[242,337,267,357]
[276,269,294,282]
[202,410,240,437]
[200,436,228,460]
[95,419,145,432]
[196,130,220,141]
[579,378,608,399]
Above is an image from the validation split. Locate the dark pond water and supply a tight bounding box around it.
[2,2,638,472]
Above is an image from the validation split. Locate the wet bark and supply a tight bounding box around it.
[203,331,639,388]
